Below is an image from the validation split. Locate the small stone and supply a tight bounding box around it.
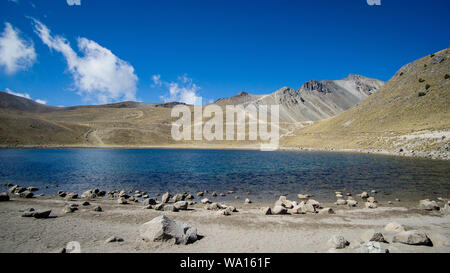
[367,197,377,203]
[186,194,194,200]
[335,199,347,206]
[211,192,217,197]
[117,197,128,204]
[393,230,433,246]
[19,191,34,198]
[81,201,90,206]
[154,203,165,210]
[21,208,36,217]
[356,241,389,253]
[94,206,102,212]
[244,198,252,204]
[27,187,39,192]
[63,206,76,214]
[174,201,188,211]
[365,202,377,209]
[106,236,124,243]
[384,222,405,233]
[347,200,358,207]
[360,192,369,199]
[234,196,240,199]
[216,209,231,216]
[196,192,204,197]
[163,205,179,212]
[297,194,310,200]
[336,194,343,199]
[328,235,349,249]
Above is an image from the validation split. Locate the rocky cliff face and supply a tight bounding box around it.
[215,74,384,122]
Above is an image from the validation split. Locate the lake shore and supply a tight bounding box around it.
[0,143,448,161]
[1,194,449,253]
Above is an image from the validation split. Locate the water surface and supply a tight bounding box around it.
[0,149,449,202]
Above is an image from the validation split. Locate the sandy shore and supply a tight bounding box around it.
[0,195,449,253]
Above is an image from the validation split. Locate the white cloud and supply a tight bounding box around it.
[5,88,47,104]
[66,0,81,6]
[0,22,37,74]
[152,74,162,86]
[32,19,138,104]
[157,74,202,105]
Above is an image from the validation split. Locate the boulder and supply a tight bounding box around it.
[277,196,294,208]
[143,198,157,206]
[27,187,39,192]
[117,197,128,204]
[154,203,165,210]
[21,208,36,217]
[161,192,171,203]
[93,206,103,212]
[65,193,78,200]
[384,222,405,233]
[33,210,52,219]
[0,192,9,201]
[299,201,316,213]
[201,198,211,204]
[360,192,369,199]
[297,194,312,200]
[216,209,231,216]
[419,199,440,211]
[172,193,185,202]
[335,199,347,206]
[63,206,76,214]
[245,198,252,204]
[367,197,377,203]
[365,202,377,209]
[186,194,194,200]
[361,230,388,243]
[336,194,343,199]
[212,192,217,197]
[306,199,321,209]
[174,201,188,211]
[327,235,349,249]
[163,205,179,212]
[196,192,204,197]
[261,207,272,215]
[19,191,34,198]
[82,201,90,206]
[356,242,389,253]
[272,206,288,215]
[81,190,97,199]
[139,215,198,245]
[393,230,433,246]
[319,208,335,214]
[347,200,358,207]
[57,190,67,197]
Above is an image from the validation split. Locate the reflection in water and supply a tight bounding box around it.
[0,149,449,202]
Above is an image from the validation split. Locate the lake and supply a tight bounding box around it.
[0,149,449,202]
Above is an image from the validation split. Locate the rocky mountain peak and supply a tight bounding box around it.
[299,80,331,94]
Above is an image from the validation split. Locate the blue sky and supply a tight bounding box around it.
[0,0,449,106]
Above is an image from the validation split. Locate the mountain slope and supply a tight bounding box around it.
[282,48,450,159]
[215,75,383,122]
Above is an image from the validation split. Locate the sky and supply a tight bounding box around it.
[0,0,449,106]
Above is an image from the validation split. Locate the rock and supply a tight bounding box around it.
[244,198,252,204]
[328,235,349,249]
[106,236,124,243]
[335,199,347,206]
[143,205,153,209]
[234,196,240,199]
[272,206,288,215]
[384,222,405,233]
[163,205,179,212]
[277,196,293,208]
[201,198,211,204]
[8,185,18,194]
[174,201,188,211]
[139,215,198,245]
[306,199,321,209]
[135,193,142,198]
[336,194,343,199]
[154,203,165,210]
[371,190,377,194]
[172,193,185,202]
[365,202,377,209]
[117,197,128,205]
[393,230,433,246]
[288,205,305,215]
[81,190,97,199]
[33,210,52,219]
[196,192,204,197]
[419,199,440,211]
[205,203,222,210]
[27,187,39,192]
[216,209,231,216]
[261,207,272,215]
[161,192,171,203]
[143,198,157,205]
[57,191,67,198]
[19,191,34,198]
[367,197,377,203]
[297,194,311,200]
[356,242,389,253]
[319,208,335,214]
[93,206,103,212]
[361,230,388,243]
[219,193,226,197]
[387,201,393,204]
[82,201,90,206]
[360,192,369,199]
[129,196,136,202]
[21,208,36,217]
[347,200,358,207]
[299,201,316,213]
[63,206,76,214]
[186,194,194,200]
[65,193,78,200]
[97,190,106,197]
[227,191,235,194]
[0,192,9,201]
[212,192,217,197]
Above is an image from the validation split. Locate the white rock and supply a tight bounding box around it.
[139,215,198,245]
[384,222,405,233]
[393,230,433,246]
[327,235,349,249]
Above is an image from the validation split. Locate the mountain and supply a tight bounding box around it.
[214,74,383,122]
[282,47,450,159]
[0,74,382,148]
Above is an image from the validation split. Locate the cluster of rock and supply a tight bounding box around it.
[261,195,330,215]
[21,208,52,219]
[6,185,39,199]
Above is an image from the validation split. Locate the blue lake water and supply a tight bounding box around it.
[0,149,449,202]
